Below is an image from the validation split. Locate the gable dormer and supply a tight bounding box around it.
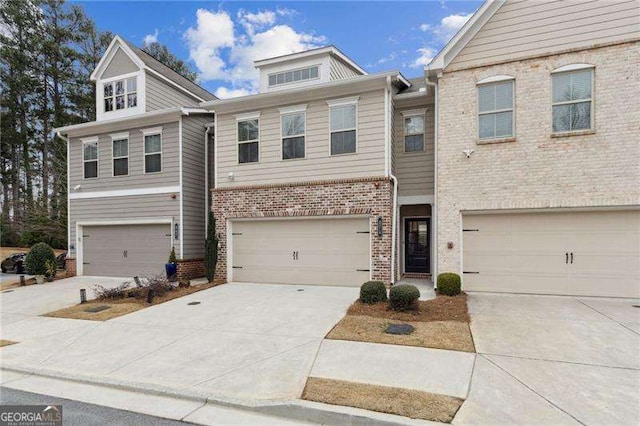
[91,38,146,121]
[254,46,367,93]
[90,36,216,121]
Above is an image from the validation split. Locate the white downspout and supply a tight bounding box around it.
[204,122,214,235]
[385,76,399,285]
[425,75,438,289]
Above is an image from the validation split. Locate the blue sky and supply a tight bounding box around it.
[76,1,482,98]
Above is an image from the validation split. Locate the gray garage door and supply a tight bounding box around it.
[83,224,172,277]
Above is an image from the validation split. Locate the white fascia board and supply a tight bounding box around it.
[54,107,183,136]
[427,0,505,72]
[69,185,181,200]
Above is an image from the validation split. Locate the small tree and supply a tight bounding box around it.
[168,246,177,263]
[24,243,57,276]
[205,211,219,283]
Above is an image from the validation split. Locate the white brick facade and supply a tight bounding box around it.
[436,41,640,274]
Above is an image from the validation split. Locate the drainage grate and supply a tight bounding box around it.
[385,323,415,335]
[188,301,201,305]
[84,305,111,313]
[632,305,640,308]
[297,289,304,292]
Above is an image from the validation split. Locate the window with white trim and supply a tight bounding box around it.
[281,112,305,160]
[103,77,137,112]
[237,119,259,163]
[404,115,425,152]
[144,133,162,173]
[330,104,357,155]
[478,80,514,140]
[83,140,98,179]
[112,138,129,176]
[552,69,593,133]
[269,66,319,87]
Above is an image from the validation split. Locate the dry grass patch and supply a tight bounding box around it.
[327,315,474,352]
[1,246,65,259]
[1,270,67,291]
[302,377,463,423]
[347,293,470,323]
[0,340,18,347]
[43,283,218,321]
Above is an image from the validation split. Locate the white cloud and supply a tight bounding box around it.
[411,47,437,68]
[184,8,325,93]
[143,29,159,45]
[184,9,235,80]
[433,13,472,42]
[419,23,430,32]
[214,86,253,99]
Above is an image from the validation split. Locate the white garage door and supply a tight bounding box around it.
[83,224,172,278]
[231,217,370,286]
[462,210,640,298]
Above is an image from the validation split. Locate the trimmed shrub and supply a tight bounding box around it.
[389,284,420,311]
[168,247,177,263]
[360,281,387,304]
[24,243,56,276]
[437,273,462,296]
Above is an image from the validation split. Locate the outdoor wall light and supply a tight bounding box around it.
[227,172,235,181]
[463,149,475,158]
[73,184,82,191]
[377,216,383,237]
[170,193,177,199]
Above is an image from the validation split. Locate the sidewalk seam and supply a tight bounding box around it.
[574,297,640,337]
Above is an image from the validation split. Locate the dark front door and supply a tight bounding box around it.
[404,218,430,273]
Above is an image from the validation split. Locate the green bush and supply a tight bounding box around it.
[389,284,420,311]
[437,273,462,296]
[168,247,177,263]
[24,243,56,276]
[360,281,387,304]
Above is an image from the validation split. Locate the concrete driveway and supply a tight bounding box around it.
[455,293,640,425]
[0,282,357,402]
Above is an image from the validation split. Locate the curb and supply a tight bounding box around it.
[0,365,435,426]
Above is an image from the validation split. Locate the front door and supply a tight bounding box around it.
[404,218,430,273]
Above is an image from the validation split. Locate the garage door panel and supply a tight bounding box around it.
[232,217,370,287]
[463,210,640,298]
[83,224,171,278]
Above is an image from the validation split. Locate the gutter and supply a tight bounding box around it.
[424,75,438,289]
[385,76,399,285]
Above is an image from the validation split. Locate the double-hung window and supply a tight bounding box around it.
[112,136,129,176]
[103,77,137,112]
[552,68,593,133]
[83,139,98,179]
[404,115,425,152]
[144,131,162,173]
[237,118,259,164]
[478,80,514,140]
[329,100,357,155]
[281,111,305,160]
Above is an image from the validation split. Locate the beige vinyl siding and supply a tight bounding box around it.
[390,93,396,174]
[145,73,200,111]
[69,121,180,192]
[216,89,387,187]
[102,48,139,79]
[329,56,361,80]
[181,115,210,259]
[394,103,435,196]
[449,0,640,70]
[69,194,180,259]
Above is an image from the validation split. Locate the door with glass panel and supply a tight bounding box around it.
[404,218,430,273]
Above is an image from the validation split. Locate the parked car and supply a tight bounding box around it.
[56,252,67,270]
[1,253,26,274]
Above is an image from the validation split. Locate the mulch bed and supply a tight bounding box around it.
[346,293,471,323]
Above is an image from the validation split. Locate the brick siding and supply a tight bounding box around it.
[176,258,205,281]
[65,258,77,277]
[437,41,640,274]
[212,177,395,284]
